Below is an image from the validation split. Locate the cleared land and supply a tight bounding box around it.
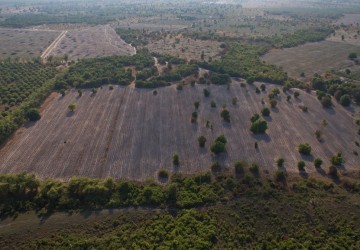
[0,81,359,180]
[262,40,360,80]
[336,13,360,25]
[0,28,60,60]
[49,25,136,61]
[146,34,224,61]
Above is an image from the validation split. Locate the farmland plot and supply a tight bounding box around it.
[0,82,359,180]
[49,25,136,61]
[0,28,60,60]
[262,40,360,80]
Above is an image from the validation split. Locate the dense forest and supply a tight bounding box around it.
[0,171,359,249]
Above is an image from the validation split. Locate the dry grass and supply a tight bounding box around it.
[147,34,224,61]
[0,81,359,180]
[262,40,360,80]
[0,28,60,60]
[49,25,136,61]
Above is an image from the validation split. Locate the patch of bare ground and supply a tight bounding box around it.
[146,34,224,62]
[262,40,360,80]
[0,81,359,181]
[0,28,60,60]
[49,25,136,61]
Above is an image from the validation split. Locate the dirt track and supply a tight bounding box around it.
[0,82,359,180]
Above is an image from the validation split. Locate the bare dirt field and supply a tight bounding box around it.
[49,25,136,61]
[336,14,360,25]
[0,82,359,180]
[0,28,60,60]
[262,40,360,80]
[147,34,224,61]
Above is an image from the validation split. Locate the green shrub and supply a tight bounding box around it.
[298,161,306,171]
[26,108,41,121]
[173,154,179,166]
[198,136,207,148]
[250,120,268,134]
[158,170,169,179]
[298,143,312,155]
[221,109,230,122]
[261,107,270,116]
[249,164,259,175]
[314,158,323,168]
[331,153,343,166]
[276,158,284,167]
[203,88,210,97]
[275,169,286,182]
[234,161,246,175]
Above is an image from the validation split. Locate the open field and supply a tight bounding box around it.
[49,25,136,61]
[146,34,224,61]
[0,81,359,180]
[0,28,60,60]
[336,13,360,25]
[262,40,360,80]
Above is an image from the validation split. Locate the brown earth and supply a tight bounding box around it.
[0,81,359,181]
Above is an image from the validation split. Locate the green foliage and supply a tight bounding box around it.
[60,52,153,89]
[26,108,41,122]
[210,135,227,155]
[173,154,180,166]
[250,113,260,123]
[298,143,312,155]
[210,72,230,85]
[298,161,306,171]
[263,28,334,48]
[203,88,210,97]
[331,153,344,166]
[68,103,76,112]
[198,136,207,148]
[211,161,222,173]
[250,120,268,134]
[314,158,323,168]
[220,108,230,122]
[261,107,270,116]
[234,161,247,175]
[340,94,351,106]
[276,158,284,167]
[275,169,286,182]
[158,170,169,180]
[210,44,288,85]
[348,52,358,60]
[115,28,148,47]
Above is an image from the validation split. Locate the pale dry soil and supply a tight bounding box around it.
[0,81,359,180]
[262,40,360,80]
[49,25,136,61]
[0,28,60,60]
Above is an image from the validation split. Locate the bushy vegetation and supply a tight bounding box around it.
[210,135,227,155]
[200,44,289,85]
[298,143,312,155]
[57,52,153,89]
[261,28,334,48]
[250,120,268,134]
[0,63,58,145]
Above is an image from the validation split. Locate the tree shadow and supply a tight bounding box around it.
[324,107,336,115]
[198,147,208,155]
[24,121,36,128]
[344,105,356,114]
[251,133,271,143]
[271,107,279,113]
[301,154,314,162]
[263,116,272,122]
[66,111,75,117]
[158,176,169,184]
[299,170,309,179]
[316,167,326,176]
[191,123,198,132]
[222,121,231,129]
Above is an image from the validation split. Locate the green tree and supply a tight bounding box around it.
[261,107,270,116]
[68,103,76,112]
[340,94,351,107]
[198,136,207,148]
[173,154,180,166]
[221,109,230,122]
[298,143,312,155]
[250,120,268,134]
[26,108,41,121]
[314,158,323,168]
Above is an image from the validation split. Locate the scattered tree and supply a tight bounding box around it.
[331,153,344,166]
[276,158,284,167]
[194,101,200,109]
[298,161,306,171]
[203,88,210,97]
[173,154,179,166]
[221,109,230,122]
[250,120,268,134]
[26,108,41,121]
[314,158,323,168]
[261,107,270,116]
[298,143,312,155]
[68,103,76,112]
[340,94,351,106]
[198,136,207,147]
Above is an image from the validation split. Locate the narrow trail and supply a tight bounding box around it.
[41,30,68,60]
